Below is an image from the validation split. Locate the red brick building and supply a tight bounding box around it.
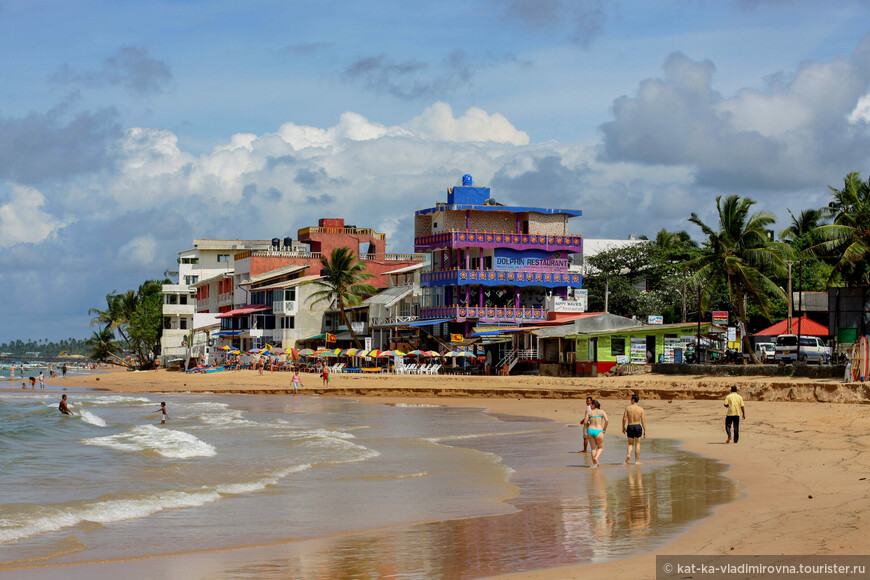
[238,218,422,289]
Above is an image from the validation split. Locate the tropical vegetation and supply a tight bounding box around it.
[88,280,165,367]
[304,247,377,349]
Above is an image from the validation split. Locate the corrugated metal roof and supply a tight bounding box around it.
[364,285,414,305]
[252,275,323,291]
[241,264,309,285]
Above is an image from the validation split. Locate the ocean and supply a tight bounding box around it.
[0,388,738,578]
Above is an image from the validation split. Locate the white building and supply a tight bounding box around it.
[161,239,272,364]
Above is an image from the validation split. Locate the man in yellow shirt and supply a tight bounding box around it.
[724,385,745,443]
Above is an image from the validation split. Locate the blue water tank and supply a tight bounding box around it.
[462,174,473,186]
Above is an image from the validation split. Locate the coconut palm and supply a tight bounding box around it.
[688,195,792,363]
[654,229,697,252]
[304,247,377,349]
[779,208,824,245]
[809,171,870,284]
[87,326,121,363]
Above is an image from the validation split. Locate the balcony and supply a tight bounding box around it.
[273,300,298,315]
[163,303,195,316]
[244,250,422,262]
[421,269,582,289]
[298,226,386,240]
[218,292,233,305]
[420,305,548,324]
[337,321,368,334]
[415,230,582,253]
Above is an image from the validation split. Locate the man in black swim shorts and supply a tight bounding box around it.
[59,394,73,416]
[622,394,646,464]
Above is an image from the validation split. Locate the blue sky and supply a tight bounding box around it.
[2,0,870,342]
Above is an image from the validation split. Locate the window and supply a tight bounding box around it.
[185,275,199,285]
[611,337,626,357]
[284,288,296,302]
[180,318,188,330]
[179,295,188,305]
[165,295,178,305]
[180,257,199,264]
[217,254,230,263]
[163,317,171,329]
[280,317,295,329]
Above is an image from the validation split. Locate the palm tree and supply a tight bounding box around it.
[654,229,697,252]
[87,326,121,363]
[779,208,824,245]
[809,171,870,284]
[688,195,792,363]
[304,247,377,348]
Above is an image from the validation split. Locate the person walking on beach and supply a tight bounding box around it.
[587,400,609,467]
[724,386,745,443]
[59,395,73,416]
[292,370,302,395]
[154,401,168,424]
[62,364,67,377]
[321,364,330,386]
[622,394,647,464]
[580,396,593,453]
[38,372,45,389]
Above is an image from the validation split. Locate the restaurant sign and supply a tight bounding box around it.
[712,311,729,324]
[494,249,570,272]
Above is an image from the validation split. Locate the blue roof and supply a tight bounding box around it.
[408,317,455,327]
[416,204,581,217]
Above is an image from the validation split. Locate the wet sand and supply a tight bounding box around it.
[22,368,870,579]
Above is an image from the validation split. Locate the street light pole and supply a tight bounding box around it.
[786,260,797,332]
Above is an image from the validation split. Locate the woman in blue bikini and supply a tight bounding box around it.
[587,400,609,467]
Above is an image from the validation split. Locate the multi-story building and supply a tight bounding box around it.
[414,175,584,339]
[160,239,272,364]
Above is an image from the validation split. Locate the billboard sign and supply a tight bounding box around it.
[648,315,663,325]
[712,311,729,324]
[494,249,570,272]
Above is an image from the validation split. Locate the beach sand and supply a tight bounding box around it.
[42,369,870,579]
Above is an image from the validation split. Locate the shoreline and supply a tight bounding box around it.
[10,369,870,579]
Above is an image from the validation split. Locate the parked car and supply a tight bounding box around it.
[774,334,831,364]
[754,342,776,363]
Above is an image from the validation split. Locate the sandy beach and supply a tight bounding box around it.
[29,368,870,578]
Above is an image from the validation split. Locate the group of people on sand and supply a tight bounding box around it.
[58,396,169,424]
[579,386,746,467]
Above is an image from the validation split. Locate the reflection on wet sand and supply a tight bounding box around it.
[19,439,738,579]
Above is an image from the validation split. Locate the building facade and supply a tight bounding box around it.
[414,175,584,337]
[160,239,273,363]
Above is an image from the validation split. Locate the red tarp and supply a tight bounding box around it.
[753,317,829,337]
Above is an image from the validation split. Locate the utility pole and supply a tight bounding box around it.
[604,277,609,313]
[786,260,798,332]
[797,261,803,361]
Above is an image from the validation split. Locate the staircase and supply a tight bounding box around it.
[497,349,520,373]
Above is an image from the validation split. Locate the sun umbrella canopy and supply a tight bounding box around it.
[230,350,241,355]
[344,348,359,357]
[298,349,315,356]
[218,346,231,351]
[408,350,425,356]
[426,351,442,357]
[453,351,476,357]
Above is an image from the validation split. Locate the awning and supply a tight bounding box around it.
[299,333,327,342]
[215,305,271,318]
[407,318,455,327]
[753,316,829,337]
[213,330,243,336]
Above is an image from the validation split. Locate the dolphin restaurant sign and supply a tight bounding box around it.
[494,249,570,272]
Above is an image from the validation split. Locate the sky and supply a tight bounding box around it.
[2,0,870,342]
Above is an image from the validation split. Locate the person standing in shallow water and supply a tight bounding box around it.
[154,402,169,424]
[622,394,646,464]
[580,396,593,453]
[587,400,609,468]
[724,386,745,443]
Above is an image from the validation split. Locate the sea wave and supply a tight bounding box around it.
[81,425,217,458]
[0,464,314,545]
[77,409,107,427]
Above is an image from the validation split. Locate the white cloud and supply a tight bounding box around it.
[0,184,63,248]
[849,93,870,123]
[117,235,159,269]
[405,102,530,145]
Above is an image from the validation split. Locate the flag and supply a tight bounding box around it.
[326,333,336,343]
[450,333,463,343]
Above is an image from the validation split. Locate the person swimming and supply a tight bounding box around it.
[59,395,73,416]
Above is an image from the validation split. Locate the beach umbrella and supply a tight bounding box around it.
[344,348,359,357]
[408,350,425,356]
[357,349,370,358]
[454,351,476,357]
[230,350,241,355]
[298,349,315,357]
[366,349,383,358]
[264,343,275,350]
[390,350,407,357]
[218,346,231,351]
[270,347,286,355]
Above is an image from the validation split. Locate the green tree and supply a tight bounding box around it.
[88,280,164,368]
[809,171,870,284]
[779,208,824,245]
[688,195,792,363]
[654,229,697,252]
[304,247,377,348]
[87,327,120,363]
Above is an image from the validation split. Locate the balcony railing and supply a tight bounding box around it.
[299,226,386,240]
[273,300,298,315]
[420,305,548,324]
[370,315,419,327]
[163,303,195,315]
[415,230,582,253]
[422,269,582,288]
[245,250,422,262]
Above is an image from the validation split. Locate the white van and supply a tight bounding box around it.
[754,342,775,363]
[774,334,831,364]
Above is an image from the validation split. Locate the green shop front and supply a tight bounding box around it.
[571,323,710,373]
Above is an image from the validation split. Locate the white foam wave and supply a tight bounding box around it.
[82,425,216,458]
[78,409,107,427]
[77,395,153,405]
[0,464,314,544]
[0,489,222,544]
[425,428,550,443]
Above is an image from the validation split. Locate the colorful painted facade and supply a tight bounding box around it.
[414,175,583,329]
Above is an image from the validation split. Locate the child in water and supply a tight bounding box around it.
[154,402,169,424]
